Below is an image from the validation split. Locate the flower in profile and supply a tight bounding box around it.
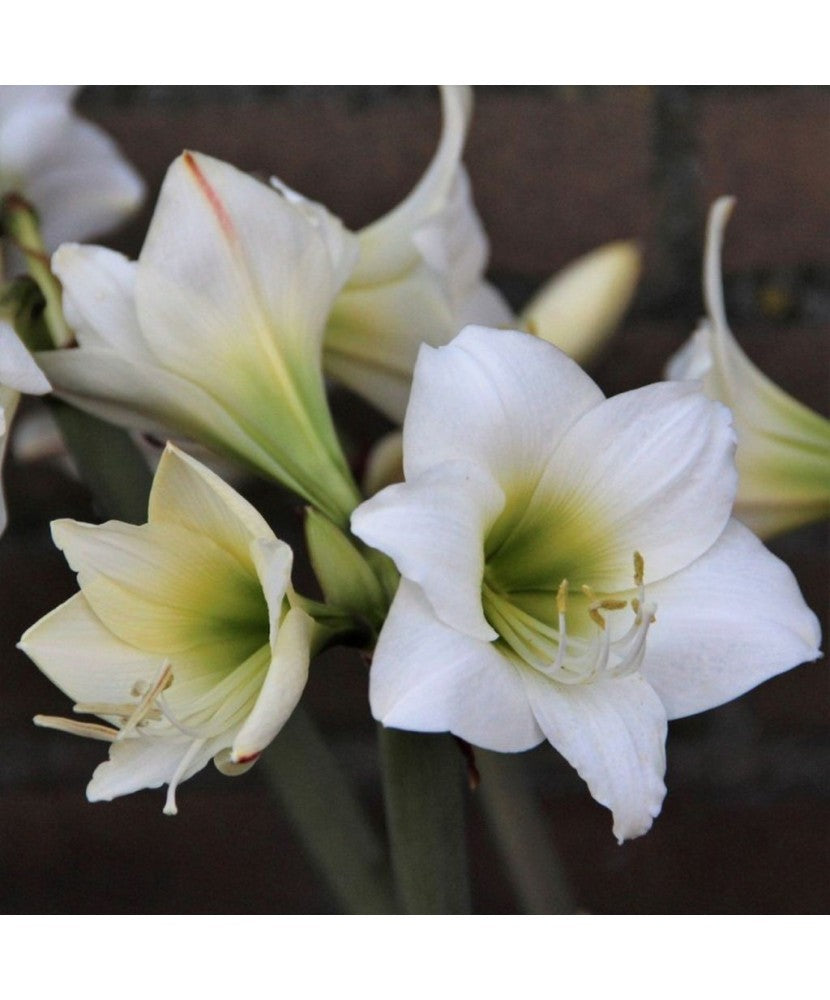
[352,326,821,842]
[19,444,313,814]
[667,197,830,538]
[0,86,144,253]
[38,151,362,526]
[319,86,640,421]
[322,86,513,422]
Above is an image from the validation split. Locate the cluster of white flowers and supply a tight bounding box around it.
[1,86,825,843]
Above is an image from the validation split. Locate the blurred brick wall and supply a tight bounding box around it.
[1,86,827,913]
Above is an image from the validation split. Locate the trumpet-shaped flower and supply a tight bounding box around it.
[352,326,821,842]
[319,87,640,421]
[322,86,513,422]
[19,444,313,814]
[0,86,144,253]
[38,151,362,526]
[667,197,830,538]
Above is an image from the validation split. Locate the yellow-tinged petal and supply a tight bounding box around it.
[521,241,641,364]
[231,607,313,763]
[148,444,275,565]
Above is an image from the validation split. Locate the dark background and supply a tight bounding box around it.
[1,86,827,913]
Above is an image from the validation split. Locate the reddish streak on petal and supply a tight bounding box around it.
[182,151,236,242]
[234,750,262,765]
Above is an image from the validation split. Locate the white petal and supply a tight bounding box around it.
[521,668,668,842]
[521,241,641,363]
[231,606,312,763]
[643,517,822,719]
[149,444,275,564]
[0,320,51,394]
[352,86,473,283]
[506,380,738,592]
[0,86,75,117]
[0,103,144,249]
[250,536,294,643]
[18,591,161,706]
[665,319,714,381]
[455,280,515,330]
[403,326,605,486]
[51,244,151,358]
[37,348,292,484]
[50,519,266,671]
[370,580,544,752]
[87,732,223,804]
[410,167,489,309]
[135,151,356,384]
[325,265,457,422]
[352,460,505,641]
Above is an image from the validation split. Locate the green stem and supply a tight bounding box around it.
[48,399,154,524]
[476,750,578,914]
[1,194,73,348]
[379,727,471,914]
[260,707,397,914]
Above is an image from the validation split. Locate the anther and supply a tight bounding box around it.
[556,579,569,615]
[119,661,174,740]
[634,551,645,586]
[34,715,120,742]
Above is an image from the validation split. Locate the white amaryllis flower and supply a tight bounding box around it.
[19,444,313,814]
[0,86,144,253]
[352,326,821,842]
[319,86,640,422]
[667,197,830,539]
[37,151,362,526]
[322,85,513,423]
[0,319,51,533]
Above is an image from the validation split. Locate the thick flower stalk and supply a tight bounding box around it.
[37,151,362,526]
[19,444,313,814]
[352,326,821,842]
[667,197,830,538]
[0,86,144,255]
[0,319,51,532]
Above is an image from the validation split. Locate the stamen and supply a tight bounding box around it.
[556,578,569,615]
[634,551,645,587]
[72,701,162,721]
[118,661,173,740]
[163,738,207,816]
[156,693,229,741]
[34,715,120,742]
[484,551,657,686]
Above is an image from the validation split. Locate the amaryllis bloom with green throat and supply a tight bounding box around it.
[38,150,361,527]
[352,326,821,842]
[667,197,830,538]
[19,445,313,814]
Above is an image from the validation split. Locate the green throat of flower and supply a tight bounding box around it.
[481,552,656,685]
